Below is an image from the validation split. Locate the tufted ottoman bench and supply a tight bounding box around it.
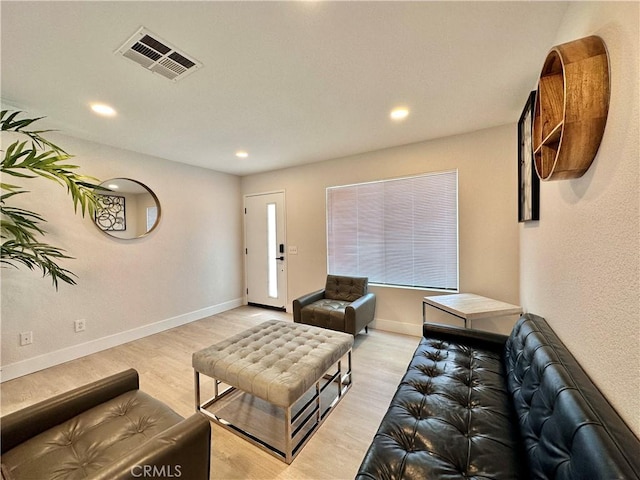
[192,319,353,463]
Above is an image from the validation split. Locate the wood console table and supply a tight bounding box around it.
[422,293,522,329]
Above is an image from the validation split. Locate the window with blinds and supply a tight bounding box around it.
[326,170,458,291]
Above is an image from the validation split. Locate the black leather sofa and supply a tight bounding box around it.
[1,369,211,480]
[356,313,640,479]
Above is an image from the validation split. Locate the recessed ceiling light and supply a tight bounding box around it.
[236,151,249,158]
[90,103,117,117]
[390,107,409,121]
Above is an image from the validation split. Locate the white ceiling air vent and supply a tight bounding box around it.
[116,27,202,82]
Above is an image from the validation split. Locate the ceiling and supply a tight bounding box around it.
[1,1,569,176]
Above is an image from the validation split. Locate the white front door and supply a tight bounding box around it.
[244,192,287,310]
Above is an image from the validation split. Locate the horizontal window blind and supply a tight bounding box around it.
[327,170,458,290]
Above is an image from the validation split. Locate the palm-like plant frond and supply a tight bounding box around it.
[1,110,102,289]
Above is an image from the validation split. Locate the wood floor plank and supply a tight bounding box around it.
[1,306,420,479]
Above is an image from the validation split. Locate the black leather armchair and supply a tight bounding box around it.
[293,275,376,336]
[1,369,211,480]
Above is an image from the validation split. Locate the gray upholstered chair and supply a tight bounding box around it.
[293,275,376,336]
[1,369,211,480]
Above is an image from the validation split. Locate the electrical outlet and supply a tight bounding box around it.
[74,319,86,333]
[19,331,33,346]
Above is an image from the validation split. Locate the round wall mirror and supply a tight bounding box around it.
[93,178,161,239]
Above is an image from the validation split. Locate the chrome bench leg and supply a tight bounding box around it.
[194,370,201,411]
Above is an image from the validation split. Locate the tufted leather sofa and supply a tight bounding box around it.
[1,369,211,480]
[293,275,376,336]
[356,313,640,479]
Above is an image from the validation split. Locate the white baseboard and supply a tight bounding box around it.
[371,317,423,337]
[0,298,243,383]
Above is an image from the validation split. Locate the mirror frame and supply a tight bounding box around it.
[93,178,161,239]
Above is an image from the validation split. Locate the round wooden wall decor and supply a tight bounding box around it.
[533,35,610,181]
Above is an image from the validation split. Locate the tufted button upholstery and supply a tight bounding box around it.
[357,337,524,480]
[2,390,184,479]
[357,314,640,480]
[325,275,368,302]
[193,320,353,408]
[1,369,211,480]
[504,315,640,479]
[293,275,376,335]
[300,298,350,331]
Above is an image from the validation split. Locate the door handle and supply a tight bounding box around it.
[275,256,285,261]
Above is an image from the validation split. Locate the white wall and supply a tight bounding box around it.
[241,123,520,336]
[520,2,639,435]
[1,133,244,380]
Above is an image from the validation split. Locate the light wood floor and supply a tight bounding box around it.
[1,306,421,480]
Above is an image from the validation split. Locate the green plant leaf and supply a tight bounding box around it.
[1,110,102,288]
